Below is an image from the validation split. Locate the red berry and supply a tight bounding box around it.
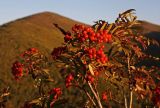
[102,92,108,101]
[65,74,74,88]
[94,71,99,76]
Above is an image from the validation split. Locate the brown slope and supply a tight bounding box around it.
[0,11,84,50]
[0,11,85,107]
[0,11,85,76]
[138,20,160,33]
[138,21,160,59]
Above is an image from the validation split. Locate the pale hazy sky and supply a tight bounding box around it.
[0,0,160,25]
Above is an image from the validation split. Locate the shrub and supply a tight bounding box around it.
[9,9,160,108]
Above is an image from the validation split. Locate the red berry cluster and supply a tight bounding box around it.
[11,61,24,80]
[12,48,48,80]
[29,48,38,53]
[64,32,72,43]
[85,46,108,64]
[21,48,38,57]
[48,88,62,107]
[72,24,85,32]
[20,48,41,74]
[65,74,74,88]
[86,74,94,83]
[72,24,112,43]
[49,88,62,100]
[51,46,67,59]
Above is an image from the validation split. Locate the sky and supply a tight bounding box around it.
[0,0,160,25]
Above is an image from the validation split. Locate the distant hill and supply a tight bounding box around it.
[0,12,160,107]
[0,11,85,79]
[135,21,160,59]
[0,11,85,107]
[137,20,160,33]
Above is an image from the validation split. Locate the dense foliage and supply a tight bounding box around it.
[1,9,160,108]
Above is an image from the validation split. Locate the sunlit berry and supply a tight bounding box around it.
[102,92,108,101]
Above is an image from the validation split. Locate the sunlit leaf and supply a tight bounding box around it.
[88,64,94,76]
[29,98,42,104]
[100,22,107,30]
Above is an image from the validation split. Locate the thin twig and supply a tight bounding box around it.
[127,56,133,108]
[93,83,100,100]
[124,93,128,108]
[129,91,133,108]
[71,84,96,107]
[88,82,103,108]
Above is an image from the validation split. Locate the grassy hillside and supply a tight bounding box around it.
[137,21,160,59]
[0,12,84,107]
[138,20,160,33]
[0,12,160,107]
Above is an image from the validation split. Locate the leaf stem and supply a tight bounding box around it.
[127,55,133,108]
[88,82,103,108]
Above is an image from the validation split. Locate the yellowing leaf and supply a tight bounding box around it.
[29,98,42,104]
[42,69,50,74]
[130,66,136,70]
[100,22,107,30]
[107,23,113,33]
[88,64,94,76]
